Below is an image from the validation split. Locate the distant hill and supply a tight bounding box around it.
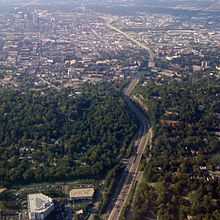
[207,0,220,10]
[140,0,220,11]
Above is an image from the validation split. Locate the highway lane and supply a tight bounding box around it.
[104,18,155,66]
[107,79,152,220]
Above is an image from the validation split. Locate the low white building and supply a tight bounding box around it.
[28,193,54,220]
[69,187,95,202]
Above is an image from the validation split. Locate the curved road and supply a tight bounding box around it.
[105,18,155,66]
[106,79,153,220]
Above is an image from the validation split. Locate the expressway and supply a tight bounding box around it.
[105,18,155,66]
[106,79,153,220]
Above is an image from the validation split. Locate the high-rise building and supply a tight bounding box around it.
[28,193,54,220]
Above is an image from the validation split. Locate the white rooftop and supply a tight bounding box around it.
[28,193,54,213]
[69,188,95,199]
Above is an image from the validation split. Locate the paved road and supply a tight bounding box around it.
[38,76,60,91]
[106,79,153,220]
[105,19,155,66]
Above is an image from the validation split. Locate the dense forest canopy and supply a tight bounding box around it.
[131,79,220,220]
[0,84,137,186]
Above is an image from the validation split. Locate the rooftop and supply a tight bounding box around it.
[69,188,95,199]
[28,193,54,213]
[0,188,7,194]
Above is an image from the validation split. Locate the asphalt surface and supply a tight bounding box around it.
[106,79,152,220]
[105,19,155,66]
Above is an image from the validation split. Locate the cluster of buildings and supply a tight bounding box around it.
[27,187,95,220]
[0,7,149,91]
[113,13,220,75]
[1,6,219,91]
[2,2,220,220]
